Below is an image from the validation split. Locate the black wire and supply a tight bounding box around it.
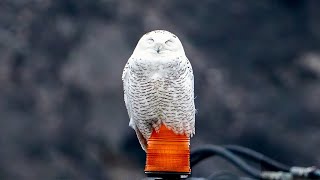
[223,145,290,172]
[206,171,257,180]
[309,169,320,179]
[207,171,240,180]
[190,145,263,179]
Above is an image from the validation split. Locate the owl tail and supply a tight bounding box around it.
[134,126,148,152]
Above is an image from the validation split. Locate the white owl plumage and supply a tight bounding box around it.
[122,30,195,151]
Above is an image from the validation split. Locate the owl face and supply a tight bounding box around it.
[132,30,185,58]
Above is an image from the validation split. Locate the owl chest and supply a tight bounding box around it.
[129,60,187,99]
[138,66,181,82]
[134,72,170,91]
[149,68,182,87]
[129,70,175,99]
[128,65,190,119]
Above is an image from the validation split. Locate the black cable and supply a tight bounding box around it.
[190,145,262,179]
[206,171,257,180]
[223,145,290,172]
[191,144,320,180]
[207,171,240,180]
[223,145,320,179]
[309,168,320,179]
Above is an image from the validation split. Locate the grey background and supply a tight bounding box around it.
[0,0,320,179]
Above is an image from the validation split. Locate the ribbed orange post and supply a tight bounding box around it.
[145,124,191,179]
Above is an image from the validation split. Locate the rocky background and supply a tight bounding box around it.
[1,0,320,179]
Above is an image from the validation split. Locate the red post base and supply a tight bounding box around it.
[145,124,191,177]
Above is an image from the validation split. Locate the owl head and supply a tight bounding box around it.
[132,30,186,58]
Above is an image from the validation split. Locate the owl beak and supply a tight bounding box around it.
[154,43,164,54]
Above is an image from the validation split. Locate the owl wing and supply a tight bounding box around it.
[187,57,196,136]
[187,58,194,93]
[122,60,132,120]
[122,59,148,151]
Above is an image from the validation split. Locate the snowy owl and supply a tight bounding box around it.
[122,30,195,151]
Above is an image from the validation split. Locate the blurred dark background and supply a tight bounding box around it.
[1,0,320,179]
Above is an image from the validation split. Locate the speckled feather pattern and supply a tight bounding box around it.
[122,30,195,151]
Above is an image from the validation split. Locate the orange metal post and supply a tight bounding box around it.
[145,124,191,178]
